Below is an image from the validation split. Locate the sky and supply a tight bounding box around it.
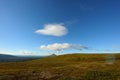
[0,0,120,55]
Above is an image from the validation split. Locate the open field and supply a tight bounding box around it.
[0,53,120,80]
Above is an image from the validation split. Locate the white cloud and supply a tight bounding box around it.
[35,24,68,36]
[40,43,87,51]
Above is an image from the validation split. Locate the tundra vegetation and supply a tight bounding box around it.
[0,53,120,80]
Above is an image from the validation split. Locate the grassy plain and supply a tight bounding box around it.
[0,53,120,80]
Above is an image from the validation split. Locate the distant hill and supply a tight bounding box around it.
[0,54,16,58]
[29,53,118,62]
[0,54,18,61]
[0,54,44,62]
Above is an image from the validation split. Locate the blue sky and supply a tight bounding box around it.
[0,0,120,55]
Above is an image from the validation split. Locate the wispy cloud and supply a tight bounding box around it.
[40,43,88,52]
[35,23,68,37]
[65,19,79,26]
[0,50,40,55]
[19,51,34,54]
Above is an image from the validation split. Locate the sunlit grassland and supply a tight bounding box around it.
[0,53,120,80]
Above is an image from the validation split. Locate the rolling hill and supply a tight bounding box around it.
[0,54,43,62]
[0,53,120,80]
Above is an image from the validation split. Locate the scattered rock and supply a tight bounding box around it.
[39,71,53,79]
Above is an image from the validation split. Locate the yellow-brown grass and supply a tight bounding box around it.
[0,53,120,80]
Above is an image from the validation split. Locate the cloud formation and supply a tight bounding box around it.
[40,43,87,51]
[35,24,68,36]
